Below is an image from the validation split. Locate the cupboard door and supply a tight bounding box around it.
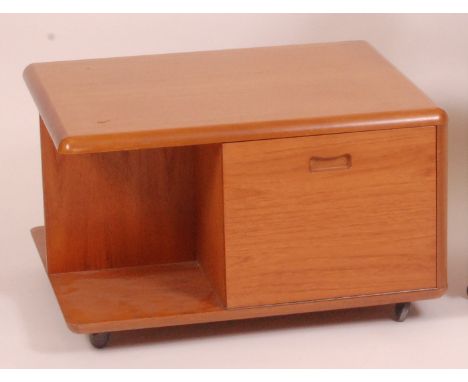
[223,127,437,308]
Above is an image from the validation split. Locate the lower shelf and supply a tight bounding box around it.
[50,261,223,330]
[32,226,445,334]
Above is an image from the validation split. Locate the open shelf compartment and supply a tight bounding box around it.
[37,122,226,332]
[32,227,223,332]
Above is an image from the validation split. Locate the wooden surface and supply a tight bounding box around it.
[40,121,197,273]
[223,127,437,308]
[24,41,445,154]
[49,261,223,332]
[195,145,227,305]
[31,226,47,270]
[32,223,444,334]
[436,124,448,288]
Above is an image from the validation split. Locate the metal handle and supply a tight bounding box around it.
[309,154,352,173]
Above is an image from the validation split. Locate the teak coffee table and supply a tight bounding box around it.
[24,41,447,348]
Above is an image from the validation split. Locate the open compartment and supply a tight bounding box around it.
[38,121,226,332]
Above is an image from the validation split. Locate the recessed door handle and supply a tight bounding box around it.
[309,154,352,172]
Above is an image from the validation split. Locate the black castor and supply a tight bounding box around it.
[393,302,411,322]
[89,332,111,349]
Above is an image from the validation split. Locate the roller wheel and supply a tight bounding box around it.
[393,302,411,322]
[89,332,110,349]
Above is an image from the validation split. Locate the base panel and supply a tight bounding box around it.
[32,227,445,334]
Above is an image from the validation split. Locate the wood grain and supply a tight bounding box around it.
[223,127,437,308]
[40,120,197,273]
[24,41,445,154]
[31,226,445,334]
[49,261,222,331]
[194,145,227,305]
[436,122,448,288]
[67,287,445,333]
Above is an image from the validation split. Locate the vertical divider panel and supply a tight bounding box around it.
[194,144,227,306]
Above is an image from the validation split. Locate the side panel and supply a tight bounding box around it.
[436,123,448,288]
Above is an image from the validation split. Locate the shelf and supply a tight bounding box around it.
[50,261,224,333]
[31,227,223,333]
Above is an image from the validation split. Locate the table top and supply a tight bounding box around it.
[24,41,444,154]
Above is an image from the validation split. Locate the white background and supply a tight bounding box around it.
[0,14,467,367]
